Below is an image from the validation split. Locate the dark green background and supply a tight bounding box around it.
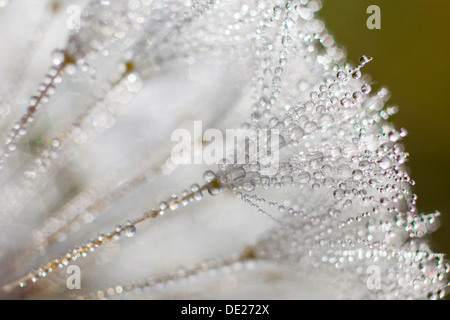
[320,1,450,261]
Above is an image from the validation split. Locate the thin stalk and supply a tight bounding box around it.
[0,56,70,169]
[77,247,256,300]
[1,180,219,293]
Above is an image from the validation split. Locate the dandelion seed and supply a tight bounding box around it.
[0,0,447,300]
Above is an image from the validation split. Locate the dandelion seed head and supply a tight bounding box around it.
[0,0,447,300]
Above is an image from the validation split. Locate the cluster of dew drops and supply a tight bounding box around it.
[0,0,447,299]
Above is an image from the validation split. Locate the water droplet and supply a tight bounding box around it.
[352,91,362,101]
[361,84,372,94]
[337,71,346,80]
[290,127,304,141]
[159,201,168,213]
[273,5,283,20]
[340,98,351,108]
[52,50,65,66]
[190,184,203,201]
[352,170,363,180]
[203,170,216,183]
[352,69,361,79]
[360,55,372,65]
[283,18,295,30]
[378,156,392,170]
[333,189,345,200]
[123,225,136,238]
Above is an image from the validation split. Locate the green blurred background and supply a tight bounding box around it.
[320,1,450,261]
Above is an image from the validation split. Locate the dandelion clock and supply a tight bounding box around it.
[0,0,448,300]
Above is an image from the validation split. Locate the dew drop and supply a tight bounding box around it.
[123,225,136,238]
[361,84,372,94]
[52,50,65,66]
[378,156,392,170]
[336,71,346,80]
[352,69,361,79]
[333,189,345,200]
[203,170,216,183]
[360,55,372,65]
